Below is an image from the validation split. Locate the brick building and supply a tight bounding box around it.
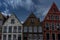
[42,3,60,40]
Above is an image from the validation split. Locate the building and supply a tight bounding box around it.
[0,12,8,40]
[42,2,60,40]
[2,13,23,40]
[23,13,43,40]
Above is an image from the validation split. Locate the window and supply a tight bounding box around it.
[18,26,21,33]
[53,8,56,12]
[13,35,16,40]
[51,15,54,20]
[51,23,54,30]
[38,26,42,32]
[11,19,15,24]
[34,26,37,32]
[58,34,60,40]
[56,23,60,30]
[18,35,21,40]
[24,27,27,32]
[33,34,37,40]
[3,26,7,33]
[23,34,27,40]
[3,35,6,40]
[55,16,59,20]
[38,34,43,40]
[45,23,49,30]
[30,19,34,25]
[31,19,34,23]
[28,34,32,40]
[13,26,17,33]
[52,34,55,40]
[8,35,11,40]
[8,26,12,33]
[46,33,49,40]
[29,27,32,32]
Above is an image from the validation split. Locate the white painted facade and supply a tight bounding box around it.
[2,14,23,40]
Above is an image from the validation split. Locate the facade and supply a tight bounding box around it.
[0,12,8,40]
[0,2,60,40]
[2,14,22,40]
[42,3,60,40]
[23,13,43,40]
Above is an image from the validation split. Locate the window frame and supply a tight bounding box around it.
[34,26,37,32]
[13,26,17,33]
[28,26,32,32]
[3,26,7,33]
[11,19,15,24]
[24,26,28,32]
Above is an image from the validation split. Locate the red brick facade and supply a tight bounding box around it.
[42,3,60,40]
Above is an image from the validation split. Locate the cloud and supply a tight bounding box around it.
[0,0,59,22]
[3,0,34,10]
[1,8,11,16]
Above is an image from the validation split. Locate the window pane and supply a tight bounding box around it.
[23,34,27,40]
[38,34,43,40]
[3,26,7,33]
[18,26,21,33]
[46,33,49,40]
[13,26,17,33]
[58,34,60,40]
[45,23,49,30]
[11,19,15,24]
[13,35,16,40]
[18,35,21,40]
[34,26,37,32]
[8,35,11,40]
[38,26,42,32]
[28,34,32,40]
[24,27,27,32]
[55,16,59,20]
[52,34,55,40]
[56,23,60,30]
[3,35,6,40]
[51,23,54,30]
[29,27,32,32]
[51,15,54,20]
[33,34,37,40]
[8,26,12,33]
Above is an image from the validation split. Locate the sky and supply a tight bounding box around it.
[0,0,60,23]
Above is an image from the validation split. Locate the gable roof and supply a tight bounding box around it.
[23,12,40,26]
[42,2,60,22]
[3,13,22,25]
[48,2,59,13]
[0,12,8,24]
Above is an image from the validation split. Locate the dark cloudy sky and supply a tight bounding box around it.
[0,0,60,23]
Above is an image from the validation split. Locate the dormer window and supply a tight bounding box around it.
[11,19,15,24]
